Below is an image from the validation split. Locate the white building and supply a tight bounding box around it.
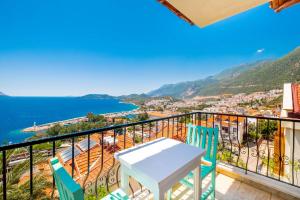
[281,83,300,179]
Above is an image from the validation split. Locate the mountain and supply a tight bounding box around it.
[0,92,7,96]
[148,77,218,98]
[119,93,150,100]
[79,93,153,106]
[79,94,116,99]
[213,60,270,80]
[149,47,300,98]
[118,93,152,105]
[148,61,267,98]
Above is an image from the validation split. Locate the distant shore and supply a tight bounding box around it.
[22,108,142,133]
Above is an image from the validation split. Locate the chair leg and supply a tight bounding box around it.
[167,188,172,200]
[211,170,216,199]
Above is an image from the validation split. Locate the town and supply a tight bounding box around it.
[142,89,283,117]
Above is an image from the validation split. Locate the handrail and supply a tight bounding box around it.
[1,111,300,200]
[2,111,300,151]
[0,112,198,151]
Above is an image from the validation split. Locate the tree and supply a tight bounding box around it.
[46,124,62,136]
[134,135,142,144]
[137,113,149,121]
[258,120,277,139]
[43,114,108,137]
[87,113,105,123]
[0,150,52,199]
[246,120,277,142]
[156,107,164,112]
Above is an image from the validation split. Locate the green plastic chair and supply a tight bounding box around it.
[101,188,130,200]
[168,124,219,200]
[50,157,130,200]
[50,157,84,200]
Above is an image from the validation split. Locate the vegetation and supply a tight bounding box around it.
[87,112,106,122]
[177,104,211,113]
[136,113,149,121]
[32,141,63,150]
[133,135,142,143]
[46,113,107,136]
[179,115,192,124]
[246,120,277,142]
[217,147,246,168]
[79,94,116,100]
[258,120,277,138]
[125,112,150,123]
[237,95,283,108]
[85,187,108,200]
[119,93,150,106]
[154,106,164,112]
[289,160,300,185]
[149,47,300,98]
[261,158,300,184]
[262,157,276,176]
[263,95,283,108]
[1,111,113,200]
[46,112,151,136]
[237,98,267,107]
[0,150,52,199]
[148,77,218,98]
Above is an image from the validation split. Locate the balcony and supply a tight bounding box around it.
[0,112,300,200]
[128,173,286,200]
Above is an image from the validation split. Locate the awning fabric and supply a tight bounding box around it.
[271,0,300,12]
[159,0,270,27]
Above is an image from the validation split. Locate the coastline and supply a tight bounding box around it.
[22,101,140,133]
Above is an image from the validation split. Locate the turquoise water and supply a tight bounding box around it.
[0,97,137,145]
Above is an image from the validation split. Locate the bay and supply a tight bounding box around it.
[0,96,137,145]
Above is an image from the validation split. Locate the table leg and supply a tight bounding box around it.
[194,166,201,200]
[120,165,130,194]
[153,187,164,200]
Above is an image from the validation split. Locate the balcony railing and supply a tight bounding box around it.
[0,111,300,199]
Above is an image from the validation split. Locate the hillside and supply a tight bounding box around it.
[149,47,300,98]
[0,92,7,96]
[148,61,268,98]
[148,77,217,98]
[214,60,270,80]
[79,94,116,99]
[118,93,150,101]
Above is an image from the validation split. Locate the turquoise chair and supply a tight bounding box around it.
[50,157,130,200]
[101,189,130,200]
[168,124,219,200]
[50,157,84,200]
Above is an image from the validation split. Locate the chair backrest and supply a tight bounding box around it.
[50,157,84,200]
[186,124,219,164]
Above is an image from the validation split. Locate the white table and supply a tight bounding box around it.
[114,137,206,200]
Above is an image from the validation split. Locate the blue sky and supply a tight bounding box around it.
[0,0,300,96]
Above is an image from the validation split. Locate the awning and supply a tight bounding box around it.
[271,0,300,12]
[159,0,270,27]
[159,0,300,27]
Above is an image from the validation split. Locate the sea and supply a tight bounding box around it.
[0,96,138,145]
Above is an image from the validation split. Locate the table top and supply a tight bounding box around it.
[114,137,205,185]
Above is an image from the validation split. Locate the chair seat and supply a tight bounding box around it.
[102,188,131,200]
